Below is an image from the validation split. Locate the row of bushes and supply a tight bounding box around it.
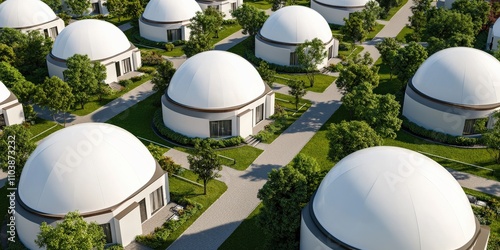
[402,117,483,146]
[142,50,164,66]
[153,110,244,148]
[254,106,288,142]
[244,51,312,73]
[118,74,148,87]
[135,199,203,249]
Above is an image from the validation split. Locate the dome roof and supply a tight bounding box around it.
[167,51,266,110]
[0,81,10,103]
[412,47,500,106]
[18,123,157,215]
[143,0,201,22]
[493,18,500,37]
[0,0,57,28]
[313,146,476,250]
[260,6,332,44]
[51,20,131,61]
[314,0,370,7]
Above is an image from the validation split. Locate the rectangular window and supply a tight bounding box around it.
[49,27,58,39]
[100,223,112,244]
[43,29,49,38]
[231,2,237,11]
[0,114,5,127]
[290,52,298,65]
[122,58,132,74]
[115,61,121,77]
[463,119,485,135]
[150,187,164,215]
[210,120,232,138]
[139,199,147,223]
[328,45,333,59]
[255,104,264,124]
[167,29,182,42]
[92,3,100,14]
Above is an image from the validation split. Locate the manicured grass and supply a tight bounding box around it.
[227,36,253,57]
[217,146,263,171]
[219,203,268,250]
[367,23,385,40]
[396,26,414,43]
[274,73,336,93]
[246,0,273,9]
[161,170,227,249]
[28,118,64,142]
[383,0,409,21]
[338,45,364,61]
[70,75,152,116]
[105,15,132,26]
[211,23,242,45]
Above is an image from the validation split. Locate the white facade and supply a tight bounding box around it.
[0,0,65,40]
[47,19,141,84]
[162,51,274,139]
[301,146,489,250]
[139,0,201,42]
[487,18,500,50]
[311,0,369,25]
[62,0,109,15]
[16,123,170,249]
[255,6,338,69]
[403,47,500,136]
[196,0,242,19]
[0,81,25,126]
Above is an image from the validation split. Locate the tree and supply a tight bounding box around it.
[63,54,101,109]
[296,38,326,87]
[42,0,62,11]
[393,41,427,86]
[256,61,276,88]
[424,9,475,43]
[268,0,286,11]
[187,139,222,195]
[451,0,490,34]
[377,0,400,16]
[124,0,144,21]
[231,4,268,36]
[362,0,382,32]
[65,0,91,17]
[342,12,367,44]
[342,82,377,118]
[34,76,74,125]
[11,79,36,104]
[0,43,15,64]
[104,0,128,22]
[0,62,25,88]
[93,62,108,101]
[327,120,383,161]
[288,80,307,110]
[375,37,400,79]
[152,61,176,92]
[35,211,106,250]
[289,154,323,197]
[184,9,224,57]
[336,62,379,94]
[484,111,500,163]
[408,0,432,38]
[0,125,36,180]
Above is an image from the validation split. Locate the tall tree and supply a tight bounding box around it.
[327,120,383,161]
[65,0,91,17]
[104,0,128,22]
[408,0,432,38]
[0,43,15,64]
[125,0,144,21]
[34,76,74,125]
[0,125,36,180]
[36,211,106,250]
[362,0,382,32]
[0,61,25,88]
[268,0,286,11]
[375,37,400,79]
[63,54,101,109]
[393,41,427,86]
[342,12,368,44]
[483,111,500,163]
[451,0,490,34]
[256,61,276,88]
[151,61,176,92]
[288,80,307,110]
[289,153,323,197]
[184,9,224,57]
[377,0,400,16]
[296,38,326,87]
[187,139,222,195]
[11,79,36,104]
[231,4,268,36]
[424,9,475,43]
[336,62,379,94]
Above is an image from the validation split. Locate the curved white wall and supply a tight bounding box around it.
[21,18,65,40]
[139,19,191,42]
[311,0,363,25]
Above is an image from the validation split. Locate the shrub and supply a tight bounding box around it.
[141,51,164,66]
[245,51,311,73]
[118,79,133,87]
[339,43,350,51]
[159,156,184,176]
[130,75,144,82]
[138,66,156,74]
[105,244,124,250]
[172,40,186,46]
[165,43,175,51]
[222,19,237,25]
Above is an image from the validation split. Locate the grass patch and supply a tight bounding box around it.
[27,118,64,142]
[211,23,242,45]
[245,1,272,10]
[227,36,253,57]
[383,0,409,21]
[396,26,414,43]
[338,45,364,61]
[105,15,132,26]
[70,75,152,116]
[219,203,268,250]
[217,146,263,171]
[274,73,336,93]
[367,24,385,40]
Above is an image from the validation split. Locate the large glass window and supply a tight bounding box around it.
[328,45,333,59]
[150,187,164,215]
[210,120,232,138]
[463,118,486,135]
[167,29,182,42]
[290,52,298,65]
[139,199,147,223]
[255,104,264,124]
[49,27,58,39]
[122,58,132,74]
[231,2,237,11]
[99,223,112,244]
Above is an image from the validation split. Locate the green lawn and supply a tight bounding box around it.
[211,24,242,45]
[217,146,263,171]
[105,15,132,26]
[396,26,414,43]
[28,118,64,142]
[245,0,272,9]
[338,45,364,61]
[383,0,409,21]
[219,203,268,250]
[274,73,336,93]
[227,36,253,57]
[367,24,385,40]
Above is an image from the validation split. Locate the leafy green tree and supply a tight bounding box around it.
[0,43,15,64]
[63,54,101,109]
[327,120,383,161]
[93,62,108,101]
[42,0,62,11]
[184,9,224,57]
[393,41,427,86]
[34,76,74,125]
[104,0,128,22]
[424,9,475,43]
[375,37,400,79]
[408,0,432,38]
[342,82,377,118]
[377,0,400,16]
[152,61,176,92]
[268,0,286,11]
[451,0,490,34]
[289,153,323,197]
[65,0,91,17]
[362,0,382,32]
[256,61,276,88]
[296,38,326,87]
[187,139,222,195]
[36,211,106,250]
[203,7,225,38]
[336,62,379,94]
[125,0,144,21]
[483,111,500,163]
[0,62,25,88]
[0,125,36,180]
[288,80,307,110]
[11,79,36,104]
[231,4,268,36]
[342,12,367,44]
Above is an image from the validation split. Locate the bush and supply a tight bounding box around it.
[130,75,144,82]
[165,43,175,51]
[245,51,311,73]
[327,63,343,72]
[159,156,184,176]
[105,244,124,250]
[172,40,186,46]
[138,66,156,74]
[118,79,133,87]
[339,43,350,51]
[131,32,166,49]
[222,19,237,25]
[141,51,164,66]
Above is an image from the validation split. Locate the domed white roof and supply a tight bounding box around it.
[412,47,500,106]
[313,146,476,250]
[167,51,266,110]
[19,123,156,215]
[0,81,10,103]
[314,0,370,7]
[143,0,201,22]
[51,20,131,61]
[0,0,57,28]
[260,6,332,44]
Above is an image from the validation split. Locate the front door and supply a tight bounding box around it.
[115,61,121,77]
[139,199,147,223]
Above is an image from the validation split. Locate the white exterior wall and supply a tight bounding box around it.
[300,216,331,250]
[197,0,242,19]
[21,18,65,40]
[487,27,500,51]
[266,93,275,118]
[311,0,354,25]
[139,20,192,43]
[238,110,253,138]
[3,103,25,126]
[16,212,41,250]
[113,207,142,246]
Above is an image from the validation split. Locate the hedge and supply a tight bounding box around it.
[153,110,244,148]
[244,51,313,73]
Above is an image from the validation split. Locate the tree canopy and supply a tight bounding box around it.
[42,0,62,11]
[288,79,307,110]
[424,8,475,49]
[231,4,268,36]
[65,0,91,17]
[0,125,36,180]
[34,76,74,125]
[296,38,326,87]
[256,61,276,87]
[451,0,490,34]
[187,139,222,195]
[393,41,427,86]
[327,120,383,161]
[184,9,224,57]
[342,11,367,44]
[151,61,176,92]
[375,37,400,79]
[104,0,128,21]
[336,61,379,94]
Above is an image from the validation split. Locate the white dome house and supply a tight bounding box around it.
[162,50,274,139]
[139,0,202,43]
[0,81,24,126]
[487,18,500,51]
[0,0,65,39]
[46,19,141,84]
[196,0,242,20]
[301,146,490,250]
[16,123,170,249]
[311,0,371,25]
[255,6,338,68]
[403,47,500,136]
